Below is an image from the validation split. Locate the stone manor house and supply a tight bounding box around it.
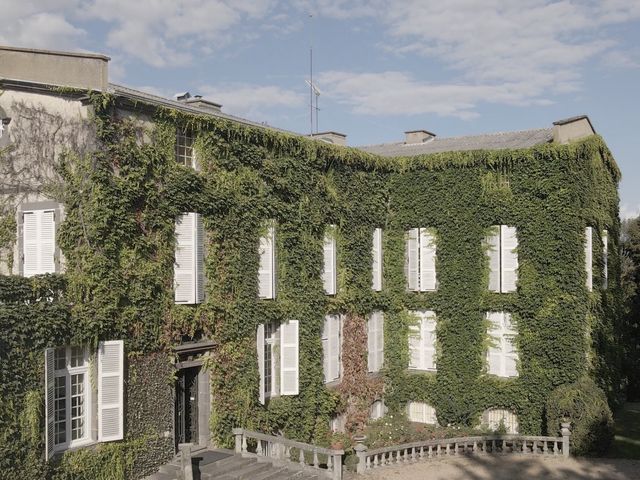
[0,45,621,478]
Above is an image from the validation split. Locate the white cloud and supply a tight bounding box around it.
[621,203,640,220]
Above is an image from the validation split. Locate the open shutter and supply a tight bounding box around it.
[323,315,341,382]
[487,226,501,292]
[419,229,437,291]
[322,227,337,295]
[501,226,518,292]
[422,312,437,370]
[585,227,593,291]
[257,324,265,404]
[23,211,38,277]
[368,311,384,372]
[44,348,55,459]
[280,320,299,395]
[603,229,609,289]
[408,312,421,369]
[40,210,56,274]
[258,225,275,299]
[503,313,518,377]
[195,214,205,303]
[174,213,196,303]
[371,228,383,291]
[487,312,502,375]
[406,229,419,291]
[98,340,124,442]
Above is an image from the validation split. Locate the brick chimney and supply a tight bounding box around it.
[405,130,436,144]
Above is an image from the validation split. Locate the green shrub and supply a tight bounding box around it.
[546,377,614,456]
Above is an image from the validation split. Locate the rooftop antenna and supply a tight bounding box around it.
[308,13,314,135]
[306,79,321,133]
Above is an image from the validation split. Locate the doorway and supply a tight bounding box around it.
[175,366,200,449]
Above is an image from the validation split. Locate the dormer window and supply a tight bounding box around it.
[176,129,195,168]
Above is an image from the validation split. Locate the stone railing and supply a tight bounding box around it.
[233,428,344,480]
[354,422,571,474]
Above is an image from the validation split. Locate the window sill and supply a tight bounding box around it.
[407,368,437,375]
[324,378,342,389]
[53,438,98,456]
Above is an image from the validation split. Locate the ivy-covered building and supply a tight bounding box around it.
[0,45,623,478]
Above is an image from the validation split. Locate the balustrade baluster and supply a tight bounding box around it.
[256,440,263,456]
[366,456,371,470]
[374,454,379,467]
[428,445,433,458]
[454,443,459,455]
[420,446,424,459]
[242,436,248,454]
[554,441,559,455]
[313,450,319,468]
[327,454,333,472]
[299,449,305,466]
[543,441,548,455]
[533,440,538,454]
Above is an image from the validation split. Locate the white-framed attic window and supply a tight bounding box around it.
[176,128,196,168]
[405,228,437,291]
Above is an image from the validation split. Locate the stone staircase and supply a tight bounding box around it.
[145,447,321,480]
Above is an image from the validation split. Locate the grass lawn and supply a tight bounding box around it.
[606,402,640,459]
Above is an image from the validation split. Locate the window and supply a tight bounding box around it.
[482,408,519,434]
[258,222,276,299]
[22,209,56,276]
[371,228,383,291]
[407,402,437,425]
[585,226,593,292]
[174,213,205,304]
[330,413,347,433]
[257,320,299,404]
[176,129,195,168]
[487,225,518,292]
[603,229,608,290]
[322,225,337,295]
[370,400,386,420]
[408,310,437,371]
[486,312,518,377]
[44,341,124,458]
[367,311,384,373]
[406,228,437,291]
[322,314,342,383]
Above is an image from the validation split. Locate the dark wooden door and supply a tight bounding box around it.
[175,366,200,449]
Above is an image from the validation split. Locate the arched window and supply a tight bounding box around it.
[482,408,519,434]
[407,402,437,425]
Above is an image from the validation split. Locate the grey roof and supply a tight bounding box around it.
[358,127,554,157]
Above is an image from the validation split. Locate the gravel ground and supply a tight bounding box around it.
[361,455,640,480]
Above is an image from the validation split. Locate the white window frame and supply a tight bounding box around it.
[487,225,518,293]
[482,408,519,434]
[322,314,343,384]
[408,310,437,372]
[406,228,437,292]
[22,208,56,277]
[257,320,299,403]
[486,312,518,378]
[407,402,437,425]
[371,228,383,291]
[176,128,196,169]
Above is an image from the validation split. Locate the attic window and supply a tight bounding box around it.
[176,129,194,168]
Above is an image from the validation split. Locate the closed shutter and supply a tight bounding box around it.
[603,229,608,289]
[258,225,276,299]
[257,324,265,405]
[322,226,337,295]
[585,227,593,291]
[195,214,205,303]
[98,340,124,442]
[422,312,437,370]
[419,229,437,291]
[501,226,518,292]
[487,226,500,292]
[323,315,341,383]
[280,320,299,395]
[408,321,421,369]
[406,229,419,291]
[44,348,55,459]
[174,213,196,303]
[23,209,56,277]
[368,311,384,373]
[487,312,518,377]
[487,312,503,375]
[503,313,518,377]
[371,228,383,291]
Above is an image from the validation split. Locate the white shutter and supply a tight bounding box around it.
[501,226,518,292]
[603,229,608,290]
[408,322,421,369]
[368,311,384,373]
[487,226,500,292]
[23,210,56,277]
[422,312,437,370]
[371,228,383,291]
[487,312,503,375]
[195,214,205,303]
[503,313,518,377]
[98,340,124,442]
[419,229,437,291]
[487,312,518,377]
[585,227,593,292]
[257,324,265,405]
[258,225,276,299]
[406,229,419,291]
[323,315,341,382]
[174,213,196,303]
[44,348,55,459]
[280,320,299,395]
[323,227,337,295]
[407,402,436,424]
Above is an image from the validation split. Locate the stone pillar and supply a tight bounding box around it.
[561,422,571,458]
[178,443,194,480]
[232,428,243,454]
[353,435,368,474]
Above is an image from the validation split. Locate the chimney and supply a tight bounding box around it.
[552,115,595,144]
[405,129,436,144]
[184,95,223,113]
[175,92,192,102]
[310,131,347,146]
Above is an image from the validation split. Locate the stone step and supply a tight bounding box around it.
[228,460,273,479]
[200,455,257,477]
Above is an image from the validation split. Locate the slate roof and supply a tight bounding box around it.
[358,128,555,157]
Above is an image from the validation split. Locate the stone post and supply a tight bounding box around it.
[561,422,571,458]
[331,449,344,480]
[178,443,194,480]
[232,428,244,454]
[353,435,368,474]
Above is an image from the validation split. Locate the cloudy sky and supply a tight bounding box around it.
[2,0,639,216]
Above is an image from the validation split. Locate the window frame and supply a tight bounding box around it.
[486,312,518,378]
[175,128,196,168]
